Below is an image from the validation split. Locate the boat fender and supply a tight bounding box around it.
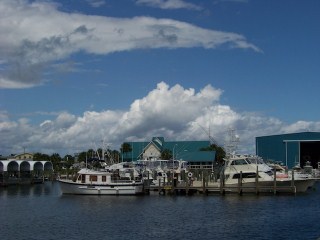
[188,172,193,178]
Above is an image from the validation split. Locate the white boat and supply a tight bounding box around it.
[201,129,316,193]
[135,159,188,186]
[58,167,144,195]
[214,154,316,193]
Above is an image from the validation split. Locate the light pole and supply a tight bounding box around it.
[172,144,178,186]
[173,144,178,161]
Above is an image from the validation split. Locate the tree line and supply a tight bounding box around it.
[10,142,225,173]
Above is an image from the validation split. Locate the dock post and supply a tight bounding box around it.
[206,170,209,188]
[238,171,243,195]
[273,168,277,195]
[202,172,206,194]
[291,170,295,194]
[173,171,177,195]
[158,178,161,192]
[220,171,225,195]
[185,172,189,196]
[255,165,259,195]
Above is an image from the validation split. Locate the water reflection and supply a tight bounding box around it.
[0,181,55,198]
[0,181,319,240]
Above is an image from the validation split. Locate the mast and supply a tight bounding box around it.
[224,128,239,158]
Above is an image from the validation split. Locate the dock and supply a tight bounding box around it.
[144,183,297,196]
[143,170,298,196]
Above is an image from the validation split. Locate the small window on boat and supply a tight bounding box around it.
[102,176,106,182]
[266,171,273,176]
[90,175,98,182]
[232,173,257,179]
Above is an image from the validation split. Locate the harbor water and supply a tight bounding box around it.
[1,181,320,240]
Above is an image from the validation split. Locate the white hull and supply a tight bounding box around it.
[58,179,144,195]
[204,178,315,193]
[229,179,314,193]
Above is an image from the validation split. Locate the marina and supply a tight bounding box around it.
[2,131,320,196]
[2,1,320,239]
[57,155,318,196]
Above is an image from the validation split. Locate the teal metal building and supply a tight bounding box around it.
[121,137,215,168]
[256,132,320,168]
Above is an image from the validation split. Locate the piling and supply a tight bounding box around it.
[273,168,277,195]
[144,167,299,196]
[238,171,243,195]
[255,166,259,195]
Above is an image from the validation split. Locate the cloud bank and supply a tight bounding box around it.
[1,82,320,156]
[0,0,260,89]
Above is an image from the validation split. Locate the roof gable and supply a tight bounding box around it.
[151,137,164,150]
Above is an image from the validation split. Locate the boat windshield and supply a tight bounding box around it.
[247,158,265,164]
[230,159,248,165]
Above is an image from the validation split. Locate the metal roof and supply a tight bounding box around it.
[121,138,214,163]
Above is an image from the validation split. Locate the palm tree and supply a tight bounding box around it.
[121,142,132,153]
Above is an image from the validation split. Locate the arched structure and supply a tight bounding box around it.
[0,159,53,186]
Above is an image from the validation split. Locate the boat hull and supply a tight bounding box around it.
[206,178,315,193]
[58,179,144,195]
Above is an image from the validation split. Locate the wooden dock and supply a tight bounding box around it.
[144,184,297,196]
[143,170,297,196]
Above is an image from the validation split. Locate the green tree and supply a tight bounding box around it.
[77,149,96,162]
[50,153,62,171]
[63,154,75,168]
[161,149,172,160]
[120,142,132,161]
[112,150,120,162]
[33,152,50,161]
[120,143,132,153]
[106,149,120,163]
[77,151,87,163]
[200,144,226,162]
[87,149,96,159]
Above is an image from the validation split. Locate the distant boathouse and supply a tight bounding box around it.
[0,153,53,186]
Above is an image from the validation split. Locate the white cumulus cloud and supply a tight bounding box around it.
[1,82,320,156]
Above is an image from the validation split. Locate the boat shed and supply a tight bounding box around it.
[256,132,320,169]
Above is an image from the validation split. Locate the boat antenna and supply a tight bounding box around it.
[224,128,239,158]
[85,152,88,169]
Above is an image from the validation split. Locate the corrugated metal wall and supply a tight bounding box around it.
[256,132,320,168]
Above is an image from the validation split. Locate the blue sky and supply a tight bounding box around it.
[1,0,320,156]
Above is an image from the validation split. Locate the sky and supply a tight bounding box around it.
[1,0,320,157]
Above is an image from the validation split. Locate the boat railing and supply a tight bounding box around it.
[111,179,143,184]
